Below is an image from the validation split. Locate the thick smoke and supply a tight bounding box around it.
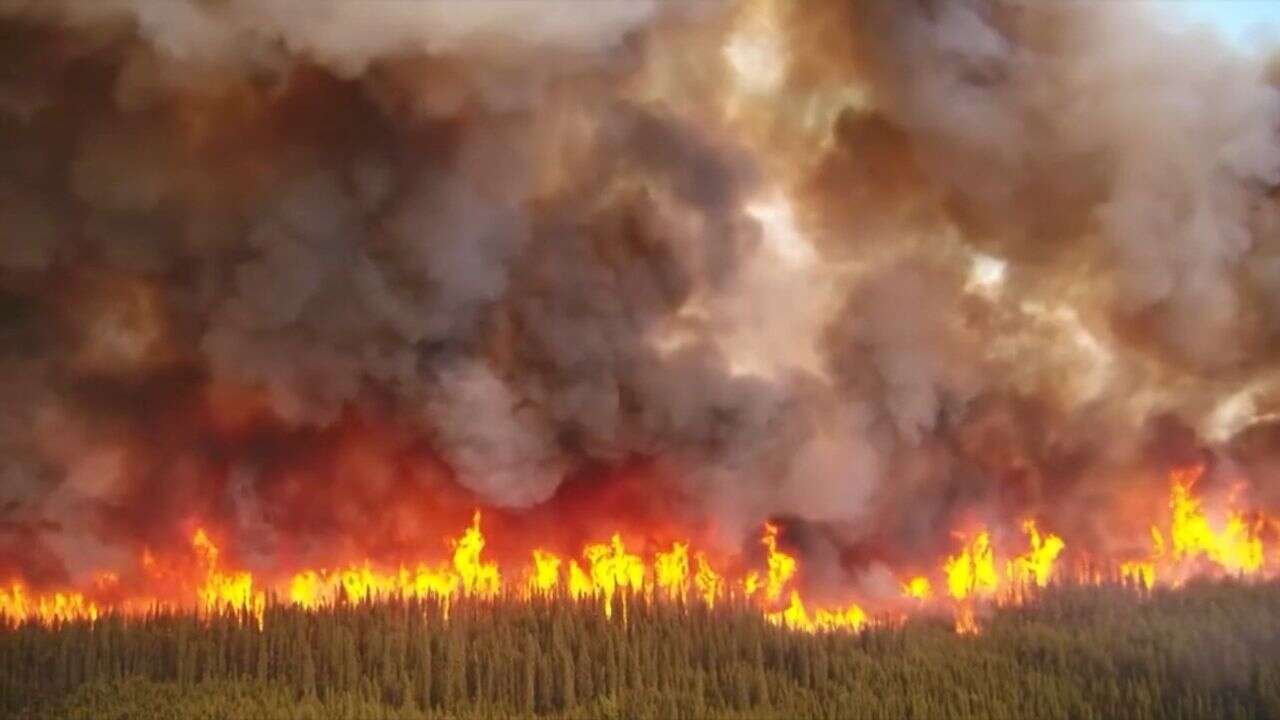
[2,0,1279,592]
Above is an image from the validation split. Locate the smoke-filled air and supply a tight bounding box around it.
[2,0,1280,632]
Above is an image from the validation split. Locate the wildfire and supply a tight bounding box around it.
[1116,465,1270,592]
[766,591,868,634]
[0,585,99,625]
[954,605,979,635]
[1165,466,1264,574]
[528,550,561,595]
[902,576,931,601]
[1005,521,1065,593]
[1,467,1275,637]
[654,542,690,603]
[192,528,264,628]
[1120,561,1156,590]
[568,560,593,601]
[582,534,645,619]
[944,530,999,602]
[452,511,501,598]
[940,521,1066,633]
[694,552,724,608]
[762,522,796,604]
[286,514,504,612]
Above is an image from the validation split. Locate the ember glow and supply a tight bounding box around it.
[3,470,1277,635]
[2,0,1280,644]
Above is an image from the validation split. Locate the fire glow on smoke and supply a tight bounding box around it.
[3,466,1277,635]
[2,1,1280,638]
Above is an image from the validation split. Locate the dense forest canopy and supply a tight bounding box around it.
[5,581,1280,720]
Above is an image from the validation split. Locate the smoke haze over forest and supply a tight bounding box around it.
[2,1,1280,604]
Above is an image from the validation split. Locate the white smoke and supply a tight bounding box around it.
[2,0,1280,588]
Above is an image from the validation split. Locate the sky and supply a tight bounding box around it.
[1177,0,1280,45]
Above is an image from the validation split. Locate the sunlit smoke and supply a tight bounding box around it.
[0,0,1279,630]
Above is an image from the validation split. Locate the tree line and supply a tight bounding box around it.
[3,581,1279,719]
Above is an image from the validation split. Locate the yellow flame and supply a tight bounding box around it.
[288,570,324,609]
[583,534,645,619]
[1166,467,1263,574]
[528,549,561,595]
[953,605,979,635]
[452,511,501,597]
[766,590,808,630]
[0,584,101,625]
[191,529,264,628]
[763,592,867,633]
[944,530,998,601]
[814,603,867,632]
[1005,520,1065,589]
[694,552,723,608]
[285,513,502,613]
[191,528,218,568]
[0,584,29,624]
[901,576,931,600]
[6,478,1273,637]
[762,522,796,604]
[1120,561,1156,590]
[397,564,461,605]
[654,542,689,602]
[568,560,593,600]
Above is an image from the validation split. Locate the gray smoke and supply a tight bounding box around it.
[1,0,1279,590]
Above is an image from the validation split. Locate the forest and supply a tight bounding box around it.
[3,580,1279,720]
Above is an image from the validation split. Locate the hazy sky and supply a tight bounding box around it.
[1178,0,1280,44]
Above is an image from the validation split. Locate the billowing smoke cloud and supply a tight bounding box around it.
[2,0,1279,592]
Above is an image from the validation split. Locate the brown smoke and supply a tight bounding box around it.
[1,0,1279,593]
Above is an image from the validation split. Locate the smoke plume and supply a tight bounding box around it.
[2,0,1279,593]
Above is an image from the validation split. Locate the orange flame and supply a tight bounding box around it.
[2,465,1275,638]
[761,522,796,605]
[940,521,1066,633]
[1120,561,1156,590]
[528,549,562,595]
[453,511,501,598]
[192,528,264,628]
[654,542,690,603]
[583,534,645,619]
[901,576,931,601]
[1166,466,1263,574]
[1005,520,1065,591]
[944,530,998,602]
[694,552,723,608]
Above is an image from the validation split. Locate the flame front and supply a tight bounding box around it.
[945,531,999,602]
[528,550,562,595]
[0,585,99,626]
[902,576,931,601]
[583,534,645,619]
[1167,467,1264,574]
[654,542,690,603]
[453,511,502,598]
[762,523,796,604]
[1006,521,1065,593]
[2,467,1276,637]
[192,528,265,628]
[1117,465,1270,592]
[940,521,1068,633]
[694,552,723,608]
